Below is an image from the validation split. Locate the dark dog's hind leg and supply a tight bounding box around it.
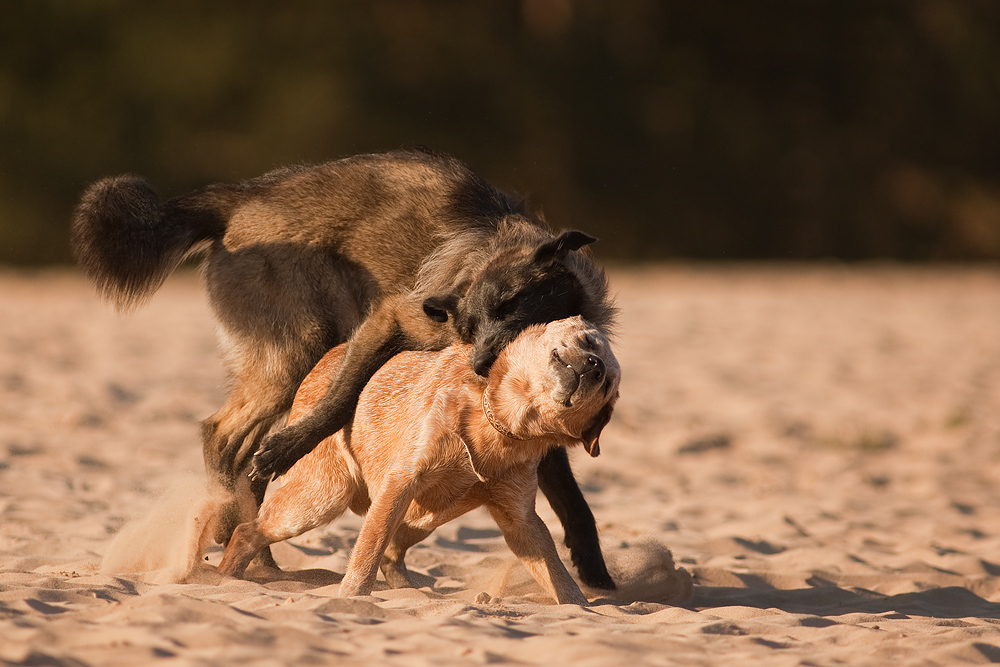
[536,448,616,590]
[247,474,281,571]
[202,381,298,544]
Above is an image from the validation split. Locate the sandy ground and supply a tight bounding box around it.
[2,264,1000,666]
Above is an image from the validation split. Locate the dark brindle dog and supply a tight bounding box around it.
[71,149,618,589]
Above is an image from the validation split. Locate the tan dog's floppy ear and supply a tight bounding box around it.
[581,402,614,457]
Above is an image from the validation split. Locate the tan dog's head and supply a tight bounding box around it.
[484,316,620,456]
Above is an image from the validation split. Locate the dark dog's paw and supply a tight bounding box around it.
[572,548,617,591]
[250,430,302,481]
[580,569,616,591]
[251,418,332,482]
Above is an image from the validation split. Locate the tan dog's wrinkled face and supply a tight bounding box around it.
[487,316,620,456]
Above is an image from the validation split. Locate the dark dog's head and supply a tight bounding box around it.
[422,230,599,376]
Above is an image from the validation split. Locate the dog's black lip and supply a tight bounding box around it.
[551,349,581,407]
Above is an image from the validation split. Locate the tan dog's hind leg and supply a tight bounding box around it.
[487,476,588,606]
[219,439,356,579]
[217,521,271,578]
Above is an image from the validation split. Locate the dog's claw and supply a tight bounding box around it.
[246,462,267,484]
[251,437,287,482]
[250,455,281,483]
[251,429,312,482]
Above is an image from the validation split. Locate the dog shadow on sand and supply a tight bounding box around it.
[690,576,1000,621]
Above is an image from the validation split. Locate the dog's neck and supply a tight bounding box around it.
[463,388,559,483]
[481,390,526,441]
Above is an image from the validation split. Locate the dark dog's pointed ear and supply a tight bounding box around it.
[581,402,614,457]
[422,293,459,323]
[534,230,597,262]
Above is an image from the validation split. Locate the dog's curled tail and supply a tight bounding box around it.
[71,175,231,311]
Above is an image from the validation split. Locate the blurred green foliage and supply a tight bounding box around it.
[1,0,999,263]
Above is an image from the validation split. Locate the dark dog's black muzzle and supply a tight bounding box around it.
[473,350,497,377]
[472,325,520,377]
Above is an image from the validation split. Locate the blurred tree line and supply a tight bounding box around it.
[1,0,999,264]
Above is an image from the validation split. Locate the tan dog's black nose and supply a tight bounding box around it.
[584,354,605,381]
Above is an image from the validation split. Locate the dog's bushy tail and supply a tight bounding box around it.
[71,175,234,311]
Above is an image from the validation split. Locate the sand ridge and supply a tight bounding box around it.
[2,266,1000,665]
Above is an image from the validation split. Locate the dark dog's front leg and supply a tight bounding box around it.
[251,293,455,481]
[251,327,406,480]
[251,318,406,480]
[536,448,615,590]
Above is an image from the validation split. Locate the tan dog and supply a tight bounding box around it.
[218,316,620,604]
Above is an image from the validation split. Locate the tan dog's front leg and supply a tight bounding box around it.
[380,494,482,589]
[340,475,414,597]
[380,522,432,589]
[487,478,588,606]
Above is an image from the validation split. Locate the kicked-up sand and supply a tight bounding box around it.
[1,264,999,666]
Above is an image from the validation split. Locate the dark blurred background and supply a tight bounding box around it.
[2,0,999,264]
